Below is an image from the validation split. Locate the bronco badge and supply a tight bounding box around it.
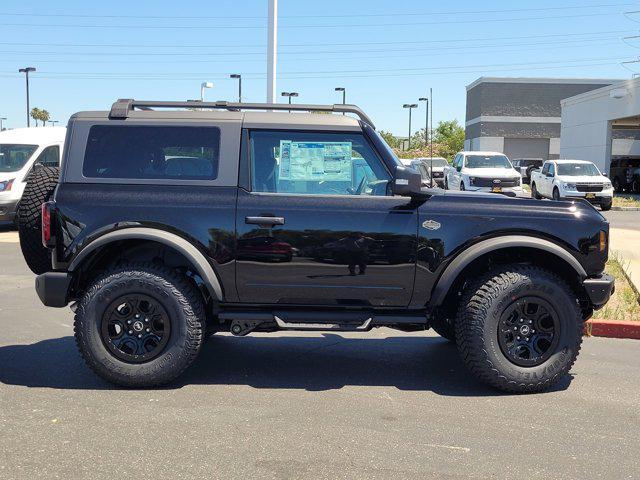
[422,220,441,231]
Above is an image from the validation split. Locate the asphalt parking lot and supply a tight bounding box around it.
[0,232,639,479]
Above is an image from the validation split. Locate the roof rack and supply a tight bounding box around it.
[109,99,375,128]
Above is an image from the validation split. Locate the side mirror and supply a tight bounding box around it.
[456,165,462,172]
[546,172,554,178]
[392,165,423,197]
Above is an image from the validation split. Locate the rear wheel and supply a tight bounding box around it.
[460,180,466,191]
[612,177,621,193]
[455,265,583,393]
[74,263,205,387]
[17,166,59,274]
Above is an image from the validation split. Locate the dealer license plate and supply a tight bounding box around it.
[585,193,596,199]
[491,187,502,193]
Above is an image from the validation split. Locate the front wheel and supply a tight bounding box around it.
[455,265,583,393]
[74,263,206,387]
[601,200,612,211]
[552,187,561,201]
[459,180,466,191]
[531,182,541,200]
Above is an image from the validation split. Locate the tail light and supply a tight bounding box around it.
[41,201,54,248]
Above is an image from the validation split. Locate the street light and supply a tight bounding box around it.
[0,117,6,131]
[281,91,298,112]
[335,87,346,115]
[18,67,36,127]
[230,74,242,102]
[403,103,418,150]
[419,97,431,186]
[200,81,213,101]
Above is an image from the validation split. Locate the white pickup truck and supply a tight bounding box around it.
[530,159,613,211]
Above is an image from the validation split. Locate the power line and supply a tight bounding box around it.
[0,3,631,19]
[0,30,631,49]
[0,36,621,59]
[0,12,623,30]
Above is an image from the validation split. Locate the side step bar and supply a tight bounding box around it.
[218,310,428,335]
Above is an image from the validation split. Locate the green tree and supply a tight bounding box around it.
[379,130,400,149]
[40,109,51,125]
[432,120,465,160]
[30,107,41,126]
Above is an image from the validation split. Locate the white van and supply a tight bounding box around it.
[0,127,66,225]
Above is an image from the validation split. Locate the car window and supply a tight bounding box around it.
[465,155,512,169]
[513,160,520,167]
[0,144,38,172]
[35,145,60,167]
[548,163,555,176]
[83,125,220,180]
[249,130,391,196]
[541,163,549,174]
[557,163,600,176]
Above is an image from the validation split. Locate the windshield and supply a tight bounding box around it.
[557,163,600,176]
[465,155,512,169]
[422,158,449,168]
[0,144,38,172]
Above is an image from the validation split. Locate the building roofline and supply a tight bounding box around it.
[466,76,623,91]
[560,77,640,106]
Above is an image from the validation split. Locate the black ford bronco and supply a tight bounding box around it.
[20,99,614,392]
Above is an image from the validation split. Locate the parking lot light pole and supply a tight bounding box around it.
[230,74,242,102]
[18,67,36,127]
[200,81,213,101]
[0,117,6,131]
[403,103,417,150]
[335,87,346,114]
[419,97,432,186]
[281,91,298,112]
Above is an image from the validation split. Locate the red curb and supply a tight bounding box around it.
[585,319,640,340]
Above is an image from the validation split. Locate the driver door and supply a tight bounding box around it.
[235,128,418,307]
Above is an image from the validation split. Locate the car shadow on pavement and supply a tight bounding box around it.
[0,334,573,395]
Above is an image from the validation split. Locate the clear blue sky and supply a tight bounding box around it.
[0,0,638,133]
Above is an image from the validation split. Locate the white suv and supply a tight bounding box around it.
[445,151,522,195]
[0,127,66,225]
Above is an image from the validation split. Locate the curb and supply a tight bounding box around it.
[585,319,640,340]
[611,206,640,211]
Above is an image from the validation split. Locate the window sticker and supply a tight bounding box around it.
[279,141,352,182]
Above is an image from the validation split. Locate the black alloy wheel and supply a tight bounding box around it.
[101,294,171,363]
[497,297,559,367]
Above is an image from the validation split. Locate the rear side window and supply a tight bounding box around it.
[83,125,220,180]
[35,145,60,167]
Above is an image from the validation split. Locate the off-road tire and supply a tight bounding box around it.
[17,166,59,274]
[601,201,612,211]
[431,316,456,342]
[455,265,583,393]
[74,263,205,387]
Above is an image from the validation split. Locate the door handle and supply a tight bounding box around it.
[245,216,285,226]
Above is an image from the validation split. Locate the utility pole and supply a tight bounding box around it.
[230,74,242,102]
[200,81,213,101]
[18,67,36,127]
[419,96,431,186]
[267,0,278,103]
[430,88,434,169]
[403,103,417,150]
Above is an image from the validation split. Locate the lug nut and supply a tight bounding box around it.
[146,328,151,333]
[517,336,521,340]
[128,330,133,335]
[138,334,143,339]
[127,320,132,325]
[135,314,140,319]
[144,318,149,323]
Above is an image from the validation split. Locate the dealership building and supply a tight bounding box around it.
[464,77,622,166]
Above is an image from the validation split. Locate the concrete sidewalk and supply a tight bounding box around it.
[610,228,640,294]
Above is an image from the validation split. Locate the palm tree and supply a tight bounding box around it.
[40,109,50,125]
[30,107,41,126]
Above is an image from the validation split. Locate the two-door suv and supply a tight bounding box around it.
[23,99,614,392]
